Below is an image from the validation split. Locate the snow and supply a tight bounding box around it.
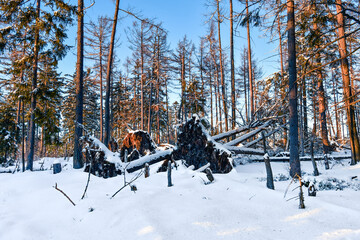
[1,158,360,240]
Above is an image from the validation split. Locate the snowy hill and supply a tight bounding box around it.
[1,158,360,240]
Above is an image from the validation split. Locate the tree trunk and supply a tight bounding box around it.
[335,0,360,165]
[104,0,120,146]
[243,49,248,123]
[312,6,331,157]
[333,74,341,139]
[230,0,235,130]
[148,83,153,134]
[26,0,41,171]
[73,0,84,169]
[246,0,254,119]
[216,0,228,132]
[99,38,104,142]
[22,99,25,172]
[287,0,300,177]
[302,76,308,141]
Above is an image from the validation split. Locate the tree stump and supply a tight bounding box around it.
[53,163,61,174]
[81,136,121,178]
[173,117,232,173]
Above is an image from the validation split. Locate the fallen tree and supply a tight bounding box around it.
[173,117,233,173]
[224,121,272,147]
[120,130,157,162]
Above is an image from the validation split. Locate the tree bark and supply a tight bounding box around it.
[104,0,120,146]
[287,0,300,177]
[230,0,235,130]
[216,0,228,132]
[335,0,360,165]
[73,0,84,169]
[26,0,41,171]
[312,5,331,158]
[99,35,104,142]
[246,0,254,119]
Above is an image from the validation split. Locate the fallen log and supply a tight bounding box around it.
[250,154,352,162]
[224,121,272,147]
[212,125,250,141]
[81,136,121,178]
[225,146,265,155]
[126,150,173,173]
[244,126,284,148]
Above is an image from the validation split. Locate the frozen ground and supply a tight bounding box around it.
[0,157,360,240]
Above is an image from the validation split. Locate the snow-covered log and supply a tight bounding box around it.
[225,146,264,155]
[125,150,173,173]
[173,117,232,173]
[81,136,122,178]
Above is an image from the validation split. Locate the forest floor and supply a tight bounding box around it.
[1,155,360,240]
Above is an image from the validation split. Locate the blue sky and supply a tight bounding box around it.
[59,0,280,99]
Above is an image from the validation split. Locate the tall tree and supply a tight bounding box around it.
[73,0,84,169]
[104,0,120,147]
[335,0,360,165]
[230,0,236,129]
[246,0,254,120]
[287,0,300,177]
[216,0,229,132]
[311,3,331,168]
[26,0,41,171]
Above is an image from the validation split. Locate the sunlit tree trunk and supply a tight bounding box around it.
[73,0,84,169]
[230,0,235,130]
[311,6,331,161]
[335,0,360,165]
[27,0,41,171]
[246,0,254,119]
[104,0,120,146]
[216,0,228,132]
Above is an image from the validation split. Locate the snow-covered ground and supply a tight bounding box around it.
[1,157,360,240]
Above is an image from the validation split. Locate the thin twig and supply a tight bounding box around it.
[53,183,76,206]
[81,150,92,200]
[111,170,144,199]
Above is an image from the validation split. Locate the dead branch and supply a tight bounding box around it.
[53,183,76,206]
[81,150,92,200]
[111,170,144,199]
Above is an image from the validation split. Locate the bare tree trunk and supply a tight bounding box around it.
[333,74,341,139]
[302,76,308,141]
[216,0,228,132]
[335,0,360,165]
[181,45,186,121]
[148,83,153,134]
[104,0,120,146]
[243,49,248,123]
[287,0,300,177]
[230,0,235,130]
[22,99,25,172]
[27,0,41,171]
[246,0,254,119]
[73,0,84,169]
[99,39,104,142]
